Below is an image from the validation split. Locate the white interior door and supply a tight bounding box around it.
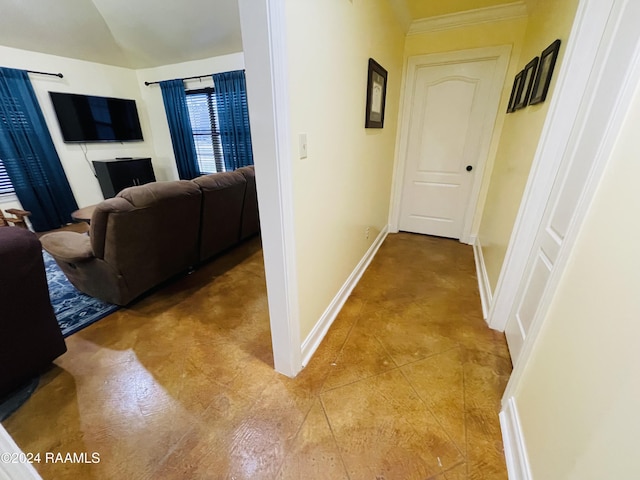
[398,58,500,240]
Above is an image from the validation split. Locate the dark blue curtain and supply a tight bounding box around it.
[160,79,200,180]
[212,70,254,171]
[0,68,78,232]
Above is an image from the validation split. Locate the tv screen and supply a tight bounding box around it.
[49,92,144,143]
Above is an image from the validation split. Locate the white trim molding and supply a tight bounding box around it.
[472,236,493,320]
[500,397,533,480]
[301,226,389,366]
[238,0,302,377]
[500,0,640,399]
[488,0,621,333]
[0,193,18,204]
[408,1,527,36]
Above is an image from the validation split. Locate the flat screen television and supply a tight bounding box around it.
[49,92,144,143]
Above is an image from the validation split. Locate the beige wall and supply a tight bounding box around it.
[478,0,579,291]
[285,0,405,340]
[512,78,640,480]
[403,18,527,237]
[0,45,155,209]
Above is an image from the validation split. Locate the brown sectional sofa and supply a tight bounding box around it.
[40,166,259,306]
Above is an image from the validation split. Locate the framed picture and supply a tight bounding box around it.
[514,57,539,110]
[365,58,388,128]
[507,71,524,113]
[529,39,562,105]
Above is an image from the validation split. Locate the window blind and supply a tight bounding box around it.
[185,88,225,174]
[0,160,14,195]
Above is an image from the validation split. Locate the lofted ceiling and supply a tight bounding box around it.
[0,1,532,70]
[0,0,243,69]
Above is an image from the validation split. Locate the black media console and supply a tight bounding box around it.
[92,157,156,199]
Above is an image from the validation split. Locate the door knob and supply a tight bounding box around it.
[466,165,473,172]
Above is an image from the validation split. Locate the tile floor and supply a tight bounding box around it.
[3,232,511,479]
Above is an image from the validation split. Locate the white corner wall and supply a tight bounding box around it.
[509,77,640,480]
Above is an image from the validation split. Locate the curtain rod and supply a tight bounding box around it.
[27,69,64,78]
[144,73,212,86]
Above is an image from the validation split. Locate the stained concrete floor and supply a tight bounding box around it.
[3,232,511,479]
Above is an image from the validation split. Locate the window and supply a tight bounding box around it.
[185,88,225,174]
[0,159,15,196]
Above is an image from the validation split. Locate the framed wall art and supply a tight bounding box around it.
[529,39,562,105]
[514,57,539,110]
[365,58,388,128]
[507,71,524,113]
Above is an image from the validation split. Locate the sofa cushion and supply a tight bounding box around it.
[193,170,247,261]
[90,197,134,260]
[236,166,260,240]
[40,231,93,263]
[118,180,201,207]
[103,181,202,302]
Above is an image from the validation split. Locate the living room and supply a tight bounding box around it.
[2,0,639,478]
[0,50,246,214]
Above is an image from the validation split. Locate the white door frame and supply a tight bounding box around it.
[238,0,302,377]
[491,0,640,399]
[389,46,511,244]
[0,424,42,479]
[488,0,614,334]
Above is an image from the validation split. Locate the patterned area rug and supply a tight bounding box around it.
[43,251,119,337]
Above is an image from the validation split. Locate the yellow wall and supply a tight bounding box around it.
[403,17,527,237]
[285,0,405,340]
[512,78,640,480]
[478,0,579,291]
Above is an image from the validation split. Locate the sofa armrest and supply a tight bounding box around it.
[40,232,95,264]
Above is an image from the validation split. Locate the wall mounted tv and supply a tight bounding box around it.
[49,92,144,143]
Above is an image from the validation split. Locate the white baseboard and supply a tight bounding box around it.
[472,236,493,320]
[500,397,532,480]
[301,225,389,366]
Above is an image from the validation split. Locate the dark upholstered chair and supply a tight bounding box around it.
[237,166,260,240]
[0,227,66,397]
[192,170,247,261]
[41,181,202,306]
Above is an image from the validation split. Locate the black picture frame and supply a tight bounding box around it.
[507,71,524,113]
[514,57,539,110]
[529,39,562,105]
[365,58,388,128]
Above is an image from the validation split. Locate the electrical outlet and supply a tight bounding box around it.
[365,227,370,239]
[298,133,308,159]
